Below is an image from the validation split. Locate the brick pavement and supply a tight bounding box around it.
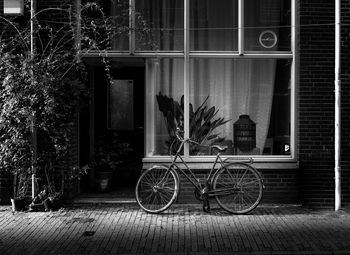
[0,203,350,255]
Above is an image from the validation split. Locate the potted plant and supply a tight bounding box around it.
[156,92,231,155]
[0,89,34,212]
[10,171,31,212]
[94,133,132,192]
[30,185,62,212]
[29,161,88,211]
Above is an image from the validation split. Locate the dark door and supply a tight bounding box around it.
[80,63,145,192]
[108,66,145,188]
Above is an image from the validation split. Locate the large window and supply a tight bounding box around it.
[81,0,295,159]
[188,58,291,156]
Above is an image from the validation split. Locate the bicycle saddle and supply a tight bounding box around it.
[211,145,228,152]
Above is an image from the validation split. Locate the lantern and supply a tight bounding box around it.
[234,114,256,152]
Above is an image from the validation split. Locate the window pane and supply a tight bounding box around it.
[244,0,291,51]
[145,59,184,156]
[189,58,291,156]
[81,0,129,51]
[190,0,238,51]
[135,0,184,51]
[108,80,134,130]
[110,0,129,50]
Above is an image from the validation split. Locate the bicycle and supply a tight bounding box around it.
[135,129,265,214]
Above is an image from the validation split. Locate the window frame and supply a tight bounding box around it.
[79,0,297,164]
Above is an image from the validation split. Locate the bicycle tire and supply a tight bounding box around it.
[212,162,263,214]
[135,165,179,213]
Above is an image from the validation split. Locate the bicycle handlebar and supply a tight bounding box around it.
[175,128,184,141]
[188,139,199,145]
[175,128,199,145]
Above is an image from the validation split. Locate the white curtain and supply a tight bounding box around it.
[145,59,184,156]
[190,59,276,154]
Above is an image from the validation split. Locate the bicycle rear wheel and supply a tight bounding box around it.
[213,162,263,214]
[135,166,178,213]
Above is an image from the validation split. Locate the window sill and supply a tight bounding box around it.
[142,157,298,169]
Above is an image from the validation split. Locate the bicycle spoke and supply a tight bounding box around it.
[141,191,155,205]
[241,192,254,207]
[140,180,153,189]
[158,188,173,201]
[143,173,155,186]
[239,178,258,186]
[158,190,171,205]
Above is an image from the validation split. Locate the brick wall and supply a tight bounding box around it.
[64,112,81,200]
[299,0,350,207]
[175,168,299,204]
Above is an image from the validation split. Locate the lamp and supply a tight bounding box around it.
[3,0,24,15]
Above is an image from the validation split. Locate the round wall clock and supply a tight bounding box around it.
[259,30,278,49]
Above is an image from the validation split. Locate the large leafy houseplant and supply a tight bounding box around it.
[156,92,231,154]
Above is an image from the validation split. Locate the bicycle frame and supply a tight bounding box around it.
[167,138,228,193]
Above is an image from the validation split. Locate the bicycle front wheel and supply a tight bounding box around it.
[213,162,263,214]
[135,166,178,214]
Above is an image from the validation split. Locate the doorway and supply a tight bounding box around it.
[79,59,145,198]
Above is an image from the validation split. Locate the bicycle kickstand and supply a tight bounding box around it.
[202,194,210,213]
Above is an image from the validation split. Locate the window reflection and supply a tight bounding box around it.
[135,0,184,51]
[244,0,291,51]
[190,0,238,51]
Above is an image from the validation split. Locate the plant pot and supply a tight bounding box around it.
[49,197,63,210]
[96,171,113,192]
[11,198,26,212]
[29,202,45,212]
[43,198,52,211]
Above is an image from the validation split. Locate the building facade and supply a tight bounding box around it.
[1,0,350,208]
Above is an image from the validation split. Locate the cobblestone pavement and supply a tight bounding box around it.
[1,203,350,255]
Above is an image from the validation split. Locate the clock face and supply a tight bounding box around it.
[259,30,278,49]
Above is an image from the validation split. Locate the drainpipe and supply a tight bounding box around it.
[30,0,37,199]
[334,0,341,211]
